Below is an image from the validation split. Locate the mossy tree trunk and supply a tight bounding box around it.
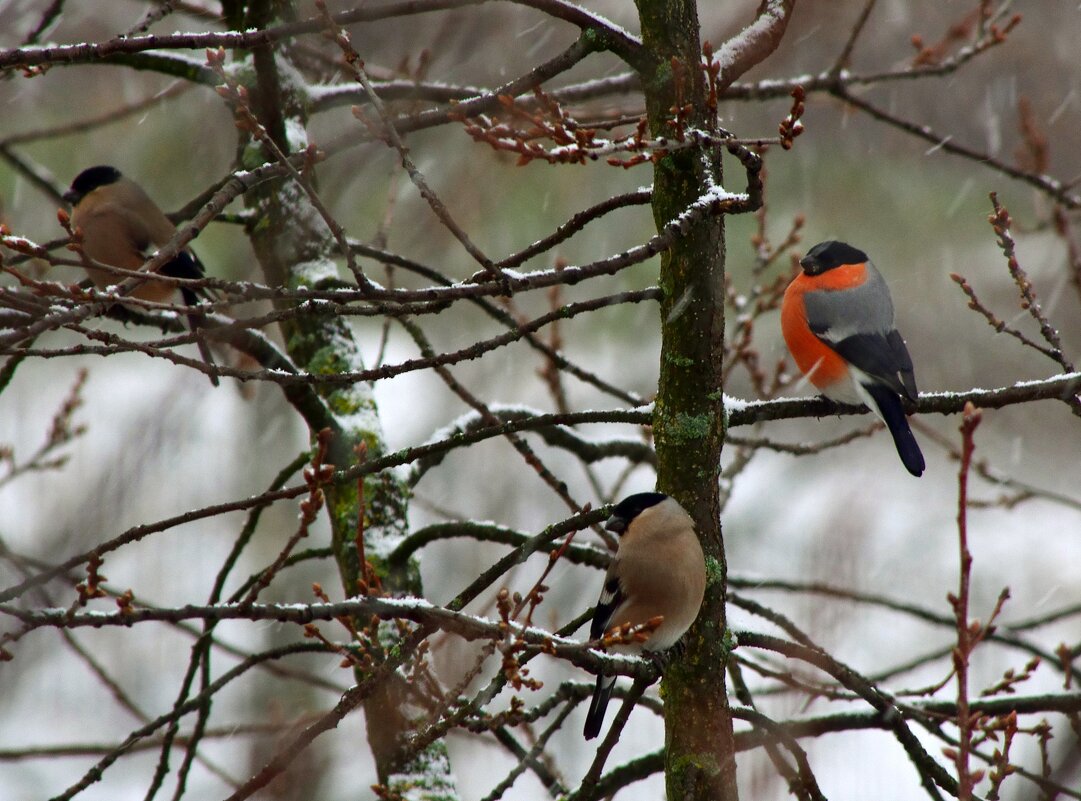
[634,1,739,798]
[238,1,456,795]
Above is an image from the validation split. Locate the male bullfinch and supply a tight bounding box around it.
[583,492,706,740]
[781,240,924,476]
[63,165,218,385]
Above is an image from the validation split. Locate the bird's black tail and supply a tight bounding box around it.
[164,254,218,387]
[583,673,615,740]
[866,383,924,477]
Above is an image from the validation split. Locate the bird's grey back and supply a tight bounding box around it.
[803,260,895,341]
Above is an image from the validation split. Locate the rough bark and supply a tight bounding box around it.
[239,1,455,795]
[633,1,739,799]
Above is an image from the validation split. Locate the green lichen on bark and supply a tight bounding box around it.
[234,6,456,792]
[248,169,446,794]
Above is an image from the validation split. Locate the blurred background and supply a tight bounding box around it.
[1,1,1079,799]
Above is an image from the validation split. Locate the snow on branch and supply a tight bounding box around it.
[1,596,654,679]
[712,0,796,91]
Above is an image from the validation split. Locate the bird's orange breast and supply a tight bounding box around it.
[782,272,855,390]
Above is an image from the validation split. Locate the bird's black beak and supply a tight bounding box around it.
[604,516,626,534]
[799,255,819,275]
[61,189,79,206]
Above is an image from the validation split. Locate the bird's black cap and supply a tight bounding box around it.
[63,165,122,206]
[799,240,868,275]
[604,492,669,534]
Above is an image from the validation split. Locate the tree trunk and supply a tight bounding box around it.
[634,1,739,798]
[240,1,456,794]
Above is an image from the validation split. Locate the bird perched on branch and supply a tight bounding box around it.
[63,165,218,386]
[781,240,924,476]
[583,492,706,740]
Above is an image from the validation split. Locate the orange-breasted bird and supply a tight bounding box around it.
[63,165,218,386]
[583,492,706,740]
[781,240,924,476]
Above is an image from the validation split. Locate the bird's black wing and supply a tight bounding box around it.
[158,251,207,307]
[159,251,218,386]
[589,568,624,641]
[826,330,917,402]
[584,565,624,740]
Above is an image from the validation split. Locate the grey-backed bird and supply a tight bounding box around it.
[781,240,923,476]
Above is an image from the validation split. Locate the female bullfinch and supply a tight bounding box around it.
[63,165,218,385]
[781,240,924,476]
[583,492,706,740]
